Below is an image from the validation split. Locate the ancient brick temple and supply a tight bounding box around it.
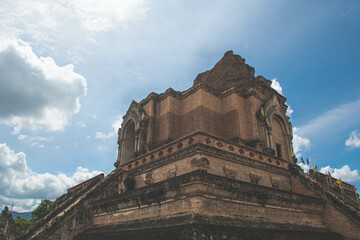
[21,51,360,240]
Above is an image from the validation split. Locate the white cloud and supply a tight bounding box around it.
[68,0,149,32]
[320,165,360,182]
[298,163,310,173]
[0,143,102,211]
[95,115,123,140]
[270,78,283,95]
[71,166,102,183]
[292,127,311,156]
[301,98,360,138]
[76,121,86,127]
[0,39,87,134]
[111,115,123,133]
[345,130,360,148]
[31,136,54,142]
[320,165,333,175]
[286,105,293,117]
[18,134,54,148]
[18,135,27,141]
[30,142,44,148]
[0,0,149,42]
[95,132,114,139]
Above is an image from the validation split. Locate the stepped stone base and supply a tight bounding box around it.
[75,215,343,240]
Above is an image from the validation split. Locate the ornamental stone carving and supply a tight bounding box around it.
[257,95,293,162]
[116,101,148,166]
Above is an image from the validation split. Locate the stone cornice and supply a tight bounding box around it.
[139,81,286,108]
[119,131,289,173]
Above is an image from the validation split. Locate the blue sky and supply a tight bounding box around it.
[0,0,359,211]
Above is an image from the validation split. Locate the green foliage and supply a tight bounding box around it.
[14,199,54,236]
[31,199,54,220]
[14,217,34,236]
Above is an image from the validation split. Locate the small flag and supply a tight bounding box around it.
[301,157,305,164]
[328,171,332,178]
[306,158,310,165]
[353,185,357,191]
[291,151,295,157]
[313,164,318,173]
[336,178,342,189]
[326,172,331,179]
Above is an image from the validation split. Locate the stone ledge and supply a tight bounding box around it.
[74,213,342,240]
[120,131,289,172]
[90,170,323,213]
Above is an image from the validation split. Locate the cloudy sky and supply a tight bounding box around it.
[1,0,359,211]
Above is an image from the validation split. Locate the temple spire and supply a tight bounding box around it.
[193,50,256,90]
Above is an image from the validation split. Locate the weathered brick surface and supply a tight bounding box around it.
[324,203,360,240]
[291,175,319,197]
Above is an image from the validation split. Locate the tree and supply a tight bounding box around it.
[14,217,34,236]
[14,199,54,236]
[31,199,54,220]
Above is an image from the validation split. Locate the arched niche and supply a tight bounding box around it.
[257,95,293,162]
[122,120,136,163]
[271,116,288,159]
[116,101,148,166]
